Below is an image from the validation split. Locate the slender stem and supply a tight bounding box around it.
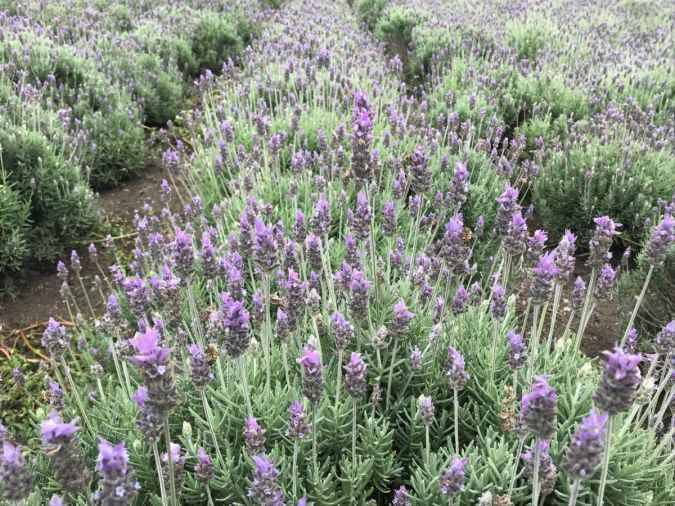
[153,443,168,506]
[263,273,272,393]
[597,416,614,506]
[352,398,358,462]
[489,319,499,383]
[385,338,400,411]
[531,437,541,506]
[292,440,299,498]
[521,300,531,335]
[202,391,225,470]
[575,268,597,350]
[206,486,215,506]
[425,424,430,459]
[546,284,563,352]
[164,420,177,506]
[453,388,459,452]
[568,478,581,506]
[238,356,254,418]
[282,344,291,387]
[335,352,344,413]
[96,378,105,402]
[621,265,654,347]
[527,305,541,380]
[76,273,96,320]
[58,357,93,433]
[312,407,318,471]
[508,438,524,498]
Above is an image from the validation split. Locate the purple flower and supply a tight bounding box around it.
[530,252,560,305]
[440,213,469,273]
[554,230,577,280]
[254,219,279,272]
[588,216,621,268]
[654,321,675,357]
[40,412,89,494]
[40,412,78,443]
[496,184,521,235]
[521,376,558,439]
[297,347,324,407]
[439,456,468,497]
[507,332,527,370]
[446,161,469,210]
[293,210,307,243]
[348,269,370,322]
[42,318,70,358]
[331,312,355,352]
[195,447,213,485]
[95,439,139,505]
[382,200,397,236]
[172,226,195,280]
[392,485,411,505]
[389,299,415,339]
[304,234,323,272]
[410,146,432,194]
[351,191,372,241]
[0,442,34,502]
[417,395,435,426]
[287,401,310,440]
[526,230,548,267]
[571,277,586,311]
[161,443,186,498]
[186,344,213,391]
[344,352,368,399]
[490,284,507,320]
[502,212,528,256]
[594,264,617,301]
[410,346,423,372]
[219,295,251,358]
[312,193,331,236]
[49,495,64,506]
[243,417,267,456]
[445,347,469,390]
[351,109,373,185]
[561,410,608,480]
[451,284,470,315]
[593,347,642,415]
[644,214,675,266]
[248,455,285,506]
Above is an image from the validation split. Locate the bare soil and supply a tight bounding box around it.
[0,159,175,334]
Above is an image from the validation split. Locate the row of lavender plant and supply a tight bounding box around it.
[1,0,674,505]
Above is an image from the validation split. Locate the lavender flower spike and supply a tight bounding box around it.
[588,216,621,269]
[95,439,139,505]
[344,352,368,399]
[195,447,214,486]
[389,299,415,340]
[41,411,90,493]
[445,347,469,391]
[529,252,560,305]
[593,347,642,415]
[297,347,324,407]
[439,456,468,498]
[243,417,267,455]
[248,455,285,506]
[561,410,608,480]
[0,442,34,502]
[521,376,558,439]
[644,214,675,267]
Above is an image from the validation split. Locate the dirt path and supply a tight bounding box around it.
[0,160,175,333]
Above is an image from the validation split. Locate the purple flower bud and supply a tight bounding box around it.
[588,216,621,268]
[451,285,470,315]
[571,277,586,311]
[248,455,285,506]
[445,347,469,390]
[293,210,307,243]
[186,344,213,391]
[554,230,577,280]
[49,495,64,506]
[95,439,139,505]
[254,219,279,272]
[390,299,415,339]
[1,442,34,501]
[344,233,361,267]
[594,264,617,301]
[508,332,527,370]
[439,456,468,497]
[297,347,323,407]
[331,312,355,352]
[243,417,267,456]
[218,295,251,358]
[172,226,195,280]
[287,401,310,440]
[40,411,90,494]
[526,230,548,267]
[593,347,642,415]
[490,284,507,320]
[644,214,675,266]
[195,447,213,485]
[351,191,372,241]
[161,443,186,498]
[70,250,81,274]
[440,213,470,272]
[410,346,423,372]
[344,352,367,399]
[410,146,432,194]
[311,193,331,236]
[503,212,528,256]
[417,395,435,426]
[392,485,411,505]
[530,252,560,305]
[42,318,70,358]
[654,321,675,357]
[382,201,397,237]
[348,269,370,322]
[57,260,68,281]
[304,234,323,272]
[561,410,608,480]
[496,184,521,235]
[521,376,558,439]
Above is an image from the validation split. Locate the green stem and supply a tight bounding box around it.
[335,351,343,413]
[385,338,400,411]
[263,273,272,394]
[312,407,318,471]
[352,398,358,462]
[292,440,299,499]
[453,388,459,452]
[568,478,581,506]
[164,420,177,506]
[153,443,168,506]
[621,265,654,347]
[238,356,254,418]
[206,485,215,506]
[597,416,614,506]
[58,357,93,433]
[575,268,597,350]
[546,284,563,352]
[508,438,524,498]
[531,437,541,506]
[425,424,430,459]
[76,273,96,320]
[489,319,499,384]
[202,391,225,470]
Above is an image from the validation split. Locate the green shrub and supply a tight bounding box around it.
[0,181,31,277]
[354,0,389,30]
[505,19,558,61]
[0,121,98,264]
[533,139,675,244]
[191,13,244,73]
[374,7,421,43]
[82,104,146,190]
